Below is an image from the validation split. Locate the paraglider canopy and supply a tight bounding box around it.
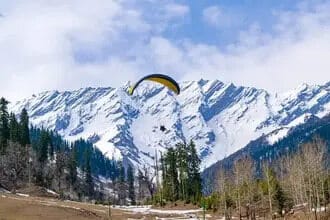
[128,74,180,96]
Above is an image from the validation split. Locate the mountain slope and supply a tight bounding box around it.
[202,113,330,194]
[10,80,330,169]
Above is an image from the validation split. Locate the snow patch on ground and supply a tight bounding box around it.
[16,193,29,197]
[114,205,202,215]
[46,189,59,196]
[312,206,326,213]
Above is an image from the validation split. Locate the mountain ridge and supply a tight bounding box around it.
[10,79,330,170]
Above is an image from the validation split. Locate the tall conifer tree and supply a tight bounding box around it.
[84,147,94,197]
[118,161,126,205]
[165,147,179,201]
[38,130,50,163]
[127,165,136,205]
[68,143,78,189]
[0,97,10,154]
[19,108,30,146]
[9,113,19,143]
[188,140,202,203]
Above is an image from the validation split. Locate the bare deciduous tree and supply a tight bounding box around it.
[0,142,27,192]
[234,156,255,220]
[54,150,66,194]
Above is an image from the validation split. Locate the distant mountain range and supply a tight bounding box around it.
[10,80,330,170]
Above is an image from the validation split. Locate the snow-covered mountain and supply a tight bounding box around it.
[10,80,330,169]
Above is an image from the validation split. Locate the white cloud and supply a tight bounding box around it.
[0,0,329,102]
[0,0,150,101]
[220,1,330,91]
[164,3,190,19]
[202,5,235,28]
[148,1,330,92]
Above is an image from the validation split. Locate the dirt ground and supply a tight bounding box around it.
[0,193,204,220]
[1,193,329,220]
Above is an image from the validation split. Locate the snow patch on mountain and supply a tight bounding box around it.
[266,128,290,145]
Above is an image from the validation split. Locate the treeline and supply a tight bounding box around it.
[0,96,204,206]
[0,97,128,202]
[153,140,202,206]
[204,137,330,219]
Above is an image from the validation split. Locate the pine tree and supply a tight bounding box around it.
[176,142,189,201]
[118,161,126,205]
[127,165,136,205]
[165,147,179,201]
[55,149,66,192]
[188,140,202,203]
[119,162,125,183]
[38,130,50,163]
[160,152,168,201]
[19,108,30,146]
[48,130,55,160]
[9,113,20,143]
[160,141,202,204]
[68,144,78,191]
[0,97,10,154]
[273,182,287,216]
[84,147,94,198]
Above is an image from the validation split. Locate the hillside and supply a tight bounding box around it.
[202,113,330,194]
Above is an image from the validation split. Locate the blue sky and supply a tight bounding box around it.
[0,0,329,101]
[164,0,301,47]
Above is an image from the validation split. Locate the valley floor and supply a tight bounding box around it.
[1,192,329,220]
[0,192,205,220]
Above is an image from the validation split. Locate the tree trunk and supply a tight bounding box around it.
[266,171,273,220]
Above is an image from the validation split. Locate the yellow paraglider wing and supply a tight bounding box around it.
[129,74,180,95]
[128,86,134,96]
